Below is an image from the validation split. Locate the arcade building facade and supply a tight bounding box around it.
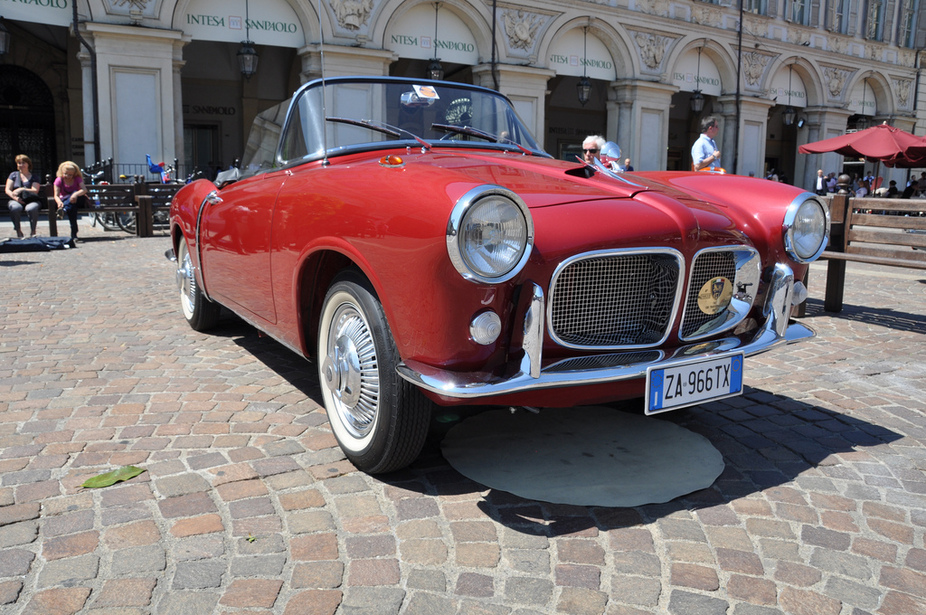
[1,0,924,191]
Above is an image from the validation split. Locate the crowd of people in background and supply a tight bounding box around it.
[804,168,926,199]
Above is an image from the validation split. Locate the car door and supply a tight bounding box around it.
[199,170,286,324]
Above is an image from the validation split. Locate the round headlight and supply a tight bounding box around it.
[447,186,534,283]
[784,195,830,263]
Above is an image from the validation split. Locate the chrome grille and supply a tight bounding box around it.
[545,351,663,373]
[681,250,738,338]
[549,251,680,348]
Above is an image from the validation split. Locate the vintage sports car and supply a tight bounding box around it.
[170,76,830,473]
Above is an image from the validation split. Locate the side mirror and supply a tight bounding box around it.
[599,142,622,168]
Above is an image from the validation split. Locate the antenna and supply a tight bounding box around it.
[317,0,329,165]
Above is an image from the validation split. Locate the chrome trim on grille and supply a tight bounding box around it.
[395,263,810,400]
[679,246,761,342]
[547,248,685,350]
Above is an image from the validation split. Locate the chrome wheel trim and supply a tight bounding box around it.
[176,242,196,320]
[321,296,380,442]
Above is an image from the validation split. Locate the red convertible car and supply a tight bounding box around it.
[170,76,829,473]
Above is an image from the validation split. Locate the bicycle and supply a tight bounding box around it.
[82,169,124,232]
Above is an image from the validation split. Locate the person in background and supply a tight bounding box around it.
[691,116,721,171]
[855,178,870,198]
[5,154,42,238]
[581,135,605,165]
[813,169,827,196]
[886,180,899,197]
[623,158,634,172]
[54,161,89,243]
[826,172,838,193]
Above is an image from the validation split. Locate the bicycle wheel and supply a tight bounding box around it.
[97,212,122,232]
[116,212,137,233]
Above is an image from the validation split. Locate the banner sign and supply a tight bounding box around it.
[185,0,304,47]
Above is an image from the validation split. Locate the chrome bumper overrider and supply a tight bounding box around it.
[395,263,813,399]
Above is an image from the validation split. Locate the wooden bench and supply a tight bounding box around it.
[821,193,926,312]
[46,183,154,238]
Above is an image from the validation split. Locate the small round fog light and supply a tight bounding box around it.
[470,311,502,345]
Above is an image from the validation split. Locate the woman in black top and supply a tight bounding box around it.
[5,154,42,238]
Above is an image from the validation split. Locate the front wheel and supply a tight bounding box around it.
[317,274,431,474]
[176,238,221,331]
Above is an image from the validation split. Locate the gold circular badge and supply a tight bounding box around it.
[697,276,733,315]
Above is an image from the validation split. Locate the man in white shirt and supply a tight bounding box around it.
[814,169,827,195]
[691,117,721,171]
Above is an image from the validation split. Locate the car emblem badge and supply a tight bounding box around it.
[697,276,733,315]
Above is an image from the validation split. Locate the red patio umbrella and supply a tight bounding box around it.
[799,122,926,168]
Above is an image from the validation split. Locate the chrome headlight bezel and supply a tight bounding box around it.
[783,194,830,263]
[446,185,534,284]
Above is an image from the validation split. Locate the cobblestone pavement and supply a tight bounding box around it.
[1,219,925,615]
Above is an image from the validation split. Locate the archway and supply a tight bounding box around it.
[0,65,57,180]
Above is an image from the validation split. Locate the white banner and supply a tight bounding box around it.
[547,30,616,81]
[385,4,479,65]
[0,0,73,28]
[673,49,722,96]
[769,66,807,108]
[184,0,304,47]
[847,80,876,116]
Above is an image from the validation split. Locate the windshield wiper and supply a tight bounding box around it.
[431,123,499,143]
[326,117,431,150]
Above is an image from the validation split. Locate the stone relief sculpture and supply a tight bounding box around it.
[691,7,720,28]
[894,79,911,109]
[502,10,543,51]
[742,51,770,86]
[105,0,156,18]
[636,0,670,18]
[633,32,669,70]
[331,0,375,31]
[823,66,849,99]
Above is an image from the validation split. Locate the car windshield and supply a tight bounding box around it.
[241,78,545,176]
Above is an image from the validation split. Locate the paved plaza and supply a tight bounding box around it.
[1,218,925,615]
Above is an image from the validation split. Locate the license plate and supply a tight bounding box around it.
[645,353,743,415]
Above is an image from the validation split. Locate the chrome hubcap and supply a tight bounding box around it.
[176,250,196,314]
[322,304,379,438]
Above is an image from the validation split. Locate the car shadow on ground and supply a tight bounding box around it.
[220,310,902,533]
[801,297,926,332]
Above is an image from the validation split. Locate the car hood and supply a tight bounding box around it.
[390,150,759,247]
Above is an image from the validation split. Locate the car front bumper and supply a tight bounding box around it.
[396,263,813,400]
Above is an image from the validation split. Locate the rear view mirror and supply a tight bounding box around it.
[401,90,437,108]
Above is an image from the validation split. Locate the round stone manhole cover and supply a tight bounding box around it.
[441,406,724,507]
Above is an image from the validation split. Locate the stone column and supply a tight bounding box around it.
[717,95,774,177]
[608,81,677,171]
[298,45,397,83]
[472,64,555,149]
[83,23,188,168]
[799,107,852,189]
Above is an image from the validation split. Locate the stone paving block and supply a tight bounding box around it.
[0,579,23,605]
[0,502,40,527]
[36,554,99,588]
[172,559,226,589]
[21,587,91,615]
[282,589,342,615]
[154,473,211,497]
[110,545,166,575]
[219,578,284,608]
[174,534,226,562]
[0,521,38,548]
[91,577,158,608]
[291,561,345,589]
[0,548,35,577]
[42,530,99,561]
[229,554,286,576]
[170,513,224,537]
[155,591,220,615]
[157,491,218,518]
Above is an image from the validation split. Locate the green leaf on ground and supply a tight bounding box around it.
[81,466,146,489]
